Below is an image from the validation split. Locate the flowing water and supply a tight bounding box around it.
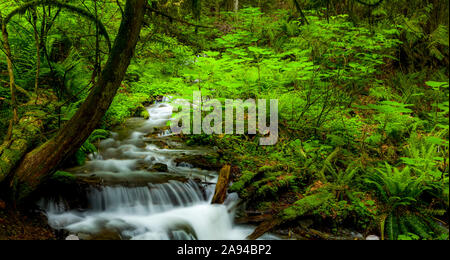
[40,100,276,240]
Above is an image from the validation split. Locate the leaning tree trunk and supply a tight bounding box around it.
[9,0,147,202]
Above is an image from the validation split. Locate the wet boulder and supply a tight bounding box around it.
[174,154,221,171]
[132,104,150,119]
[65,235,80,240]
[150,163,168,172]
[366,235,380,240]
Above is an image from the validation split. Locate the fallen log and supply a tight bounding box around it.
[211,165,231,204]
[235,214,273,224]
[247,217,282,240]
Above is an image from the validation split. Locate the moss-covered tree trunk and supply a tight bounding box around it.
[9,0,147,202]
[0,112,44,184]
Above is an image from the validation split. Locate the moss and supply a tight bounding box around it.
[230,170,256,193]
[256,182,279,197]
[0,144,28,182]
[129,104,150,119]
[257,165,283,174]
[71,150,86,166]
[282,207,298,220]
[230,168,300,202]
[280,191,335,222]
[256,202,273,211]
[254,174,296,198]
[14,181,33,203]
[140,109,150,119]
[0,111,45,182]
[50,171,76,184]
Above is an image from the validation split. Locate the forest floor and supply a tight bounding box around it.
[0,201,55,240]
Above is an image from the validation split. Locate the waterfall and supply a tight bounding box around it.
[40,100,277,240]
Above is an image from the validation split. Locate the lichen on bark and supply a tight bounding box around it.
[0,112,44,183]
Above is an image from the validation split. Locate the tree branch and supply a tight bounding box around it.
[146,6,214,29]
[3,0,112,52]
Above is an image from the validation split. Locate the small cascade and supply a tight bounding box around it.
[40,99,277,240]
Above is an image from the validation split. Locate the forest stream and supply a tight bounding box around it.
[38,99,276,240]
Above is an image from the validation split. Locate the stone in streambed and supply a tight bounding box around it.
[144,139,170,149]
[174,154,221,171]
[77,230,122,240]
[366,235,380,240]
[150,163,168,172]
[66,235,80,240]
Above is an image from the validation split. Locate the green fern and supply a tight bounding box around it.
[75,129,110,165]
[366,163,447,239]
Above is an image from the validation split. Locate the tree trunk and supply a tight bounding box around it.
[9,0,147,202]
[292,0,309,25]
[234,0,239,13]
[30,8,41,102]
[0,11,19,130]
[0,111,44,184]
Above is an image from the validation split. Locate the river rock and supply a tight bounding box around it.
[366,235,380,240]
[151,163,168,172]
[65,235,80,240]
[298,219,314,229]
[174,154,221,171]
[350,231,364,240]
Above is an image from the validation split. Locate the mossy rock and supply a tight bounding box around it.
[50,171,76,185]
[132,104,149,119]
[174,154,221,171]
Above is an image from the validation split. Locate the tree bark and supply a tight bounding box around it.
[292,0,309,25]
[9,0,147,202]
[0,112,44,184]
[0,11,19,129]
[30,8,41,102]
[247,217,282,240]
[211,165,231,204]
